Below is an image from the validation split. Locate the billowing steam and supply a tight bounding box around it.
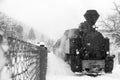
[54,28,79,60]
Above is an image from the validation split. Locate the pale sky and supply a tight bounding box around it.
[0,0,119,40]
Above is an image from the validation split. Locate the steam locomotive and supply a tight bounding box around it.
[65,10,115,74]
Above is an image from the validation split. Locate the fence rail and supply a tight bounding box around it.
[6,37,47,80]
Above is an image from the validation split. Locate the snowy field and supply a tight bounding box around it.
[46,52,120,80]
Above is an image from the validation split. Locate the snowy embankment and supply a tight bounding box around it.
[47,52,120,80]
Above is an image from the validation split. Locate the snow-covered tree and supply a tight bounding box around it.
[0,12,24,39]
[100,2,120,45]
[28,28,36,40]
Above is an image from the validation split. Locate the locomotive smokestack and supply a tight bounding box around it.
[84,10,99,26]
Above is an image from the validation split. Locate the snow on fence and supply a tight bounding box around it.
[5,37,47,80]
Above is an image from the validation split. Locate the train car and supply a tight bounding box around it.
[65,10,115,75]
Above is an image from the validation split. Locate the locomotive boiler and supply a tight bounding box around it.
[65,10,115,74]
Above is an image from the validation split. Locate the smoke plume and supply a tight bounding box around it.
[54,28,79,60]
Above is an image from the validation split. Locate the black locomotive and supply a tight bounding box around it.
[65,10,115,74]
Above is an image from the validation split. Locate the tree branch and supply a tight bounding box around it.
[113,2,120,15]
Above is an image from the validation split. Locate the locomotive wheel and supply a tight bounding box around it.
[76,58,82,72]
[70,55,77,72]
[69,55,82,72]
[104,60,113,73]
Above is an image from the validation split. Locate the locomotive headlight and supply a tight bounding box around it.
[107,51,110,54]
[87,43,91,46]
[76,49,79,55]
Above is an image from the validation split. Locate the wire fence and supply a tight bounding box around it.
[5,37,47,80]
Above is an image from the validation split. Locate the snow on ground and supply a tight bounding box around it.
[46,52,74,76]
[0,66,12,80]
[46,52,120,80]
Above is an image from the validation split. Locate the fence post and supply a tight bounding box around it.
[39,46,47,80]
[118,52,120,64]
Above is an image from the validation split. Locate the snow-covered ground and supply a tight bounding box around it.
[0,66,11,80]
[46,52,120,80]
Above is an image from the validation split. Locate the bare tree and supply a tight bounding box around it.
[100,2,120,45]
